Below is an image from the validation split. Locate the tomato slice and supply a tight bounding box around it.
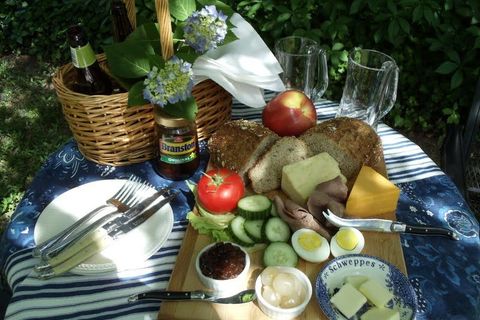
[197,168,245,214]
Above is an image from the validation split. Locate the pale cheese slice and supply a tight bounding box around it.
[360,307,400,320]
[330,282,367,319]
[358,278,394,308]
[345,275,369,289]
[281,152,344,205]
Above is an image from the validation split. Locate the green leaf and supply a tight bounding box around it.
[450,69,463,89]
[398,17,410,34]
[387,0,397,14]
[446,50,461,64]
[105,41,154,78]
[332,42,344,51]
[388,20,400,41]
[128,81,147,106]
[198,0,235,17]
[423,6,434,24]
[126,22,162,55]
[163,96,198,120]
[350,0,365,14]
[435,61,457,74]
[169,0,196,21]
[412,6,423,22]
[223,28,239,45]
[277,12,291,23]
[176,46,198,63]
[148,54,165,68]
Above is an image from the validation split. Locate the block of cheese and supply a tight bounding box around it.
[330,283,367,318]
[359,278,394,308]
[345,275,369,289]
[281,152,345,205]
[360,307,400,320]
[345,165,400,217]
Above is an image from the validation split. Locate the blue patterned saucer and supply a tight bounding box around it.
[315,254,417,320]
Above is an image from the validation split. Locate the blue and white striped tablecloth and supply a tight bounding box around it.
[1,99,478,320]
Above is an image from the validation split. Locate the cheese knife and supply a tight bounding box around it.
[127,289,257,304]
[323,209,459,240]
[35,190,178,279]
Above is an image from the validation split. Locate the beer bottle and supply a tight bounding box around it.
[67,25,112,95]
[111,0,133,42]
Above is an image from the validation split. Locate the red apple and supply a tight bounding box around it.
[262,90,317,136]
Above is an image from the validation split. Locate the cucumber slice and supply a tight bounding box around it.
[263,242,298,267]
[263,217,291,242]
[237,195,272,220]
[229,216,255,246]
[244,219,265,243]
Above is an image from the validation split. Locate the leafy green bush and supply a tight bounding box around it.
[1,0,479,134]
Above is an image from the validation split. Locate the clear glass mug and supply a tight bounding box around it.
[274,36,328,101]
[336,48,399,130]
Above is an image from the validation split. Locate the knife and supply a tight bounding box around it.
[127,289,257,304]
[39,187,171,265]
[323,209,459,241]
[35,190,178,279]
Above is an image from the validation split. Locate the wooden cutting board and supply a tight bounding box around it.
[158,161,406,319]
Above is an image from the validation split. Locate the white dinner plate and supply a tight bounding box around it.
[34,179,174,274]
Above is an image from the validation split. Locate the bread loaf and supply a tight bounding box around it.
[299,117,384,181]
[248,137,311,193]
[208,120,279,182]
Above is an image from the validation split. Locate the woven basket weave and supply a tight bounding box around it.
[52,0,232,166]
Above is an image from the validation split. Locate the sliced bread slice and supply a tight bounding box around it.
[299,117,384,181]
[248,136,311,193]
[208,120,280,182]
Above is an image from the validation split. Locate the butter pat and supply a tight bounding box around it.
[345,275,368,289]
[360,307,400,320]
[330,283,367,318]
[345,166,400,217]
[359,279,394,307]
[281,152,344,205]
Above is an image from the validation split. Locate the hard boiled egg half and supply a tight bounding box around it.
[291,228,330,263]
[330,227,365,257]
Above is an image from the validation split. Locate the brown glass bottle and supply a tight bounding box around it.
[153,107,200,180]
[111,0,133,42]
[67,25,112,95]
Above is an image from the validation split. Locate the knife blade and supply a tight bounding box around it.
[323,209,459,240]
[35,190,178,279]
[127,289,256,304]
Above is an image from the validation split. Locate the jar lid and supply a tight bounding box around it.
[154,108,192,127]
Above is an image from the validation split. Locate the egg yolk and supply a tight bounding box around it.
[298,231,323,251]
[336,229,359,250]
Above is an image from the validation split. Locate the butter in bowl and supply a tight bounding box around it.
[255,266,312,320]
[195,242,250,298]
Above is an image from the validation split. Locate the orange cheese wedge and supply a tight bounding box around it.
[345,166,400,217]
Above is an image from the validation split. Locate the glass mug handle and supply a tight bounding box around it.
[377,61,399,119]
[312,49,329,101]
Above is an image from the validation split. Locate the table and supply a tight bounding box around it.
[1,97,479,320]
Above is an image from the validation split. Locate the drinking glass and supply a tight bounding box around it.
[336,48,399,130]
[275,36,328,101]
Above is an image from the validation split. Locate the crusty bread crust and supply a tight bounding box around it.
[207,120,279,182]
[300,117,384,181]
[248,136,311,193]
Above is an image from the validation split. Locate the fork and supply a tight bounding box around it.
[32,175,150,258]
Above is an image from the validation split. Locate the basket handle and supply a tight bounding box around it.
[122,0,137,29]
[122,0,173,60]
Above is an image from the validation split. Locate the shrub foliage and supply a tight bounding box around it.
[1,0,479,133]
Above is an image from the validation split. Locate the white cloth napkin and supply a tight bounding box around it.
[193,13,285,108]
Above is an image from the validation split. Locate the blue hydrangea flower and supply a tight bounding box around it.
[183,5,228,53]
[143,56,194,107]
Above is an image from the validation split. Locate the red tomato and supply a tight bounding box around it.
[197,168,245,214]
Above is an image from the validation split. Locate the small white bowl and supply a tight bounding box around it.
[255,266,312,320]
[195,242,250,298]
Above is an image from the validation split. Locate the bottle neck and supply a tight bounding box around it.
[111,1,133,42]
[70,44,96,69]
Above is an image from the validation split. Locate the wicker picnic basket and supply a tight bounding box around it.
[52,0,232,166]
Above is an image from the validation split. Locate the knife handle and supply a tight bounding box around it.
[45,228,109,268]
[134,291,200,301]
[37,232,113,279]
[405,225,459,240]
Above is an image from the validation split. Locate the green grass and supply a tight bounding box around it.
[0,55,71,228]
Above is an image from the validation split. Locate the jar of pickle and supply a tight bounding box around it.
[153,107,199,180]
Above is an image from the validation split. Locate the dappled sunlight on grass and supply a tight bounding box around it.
[0,55,71,219]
